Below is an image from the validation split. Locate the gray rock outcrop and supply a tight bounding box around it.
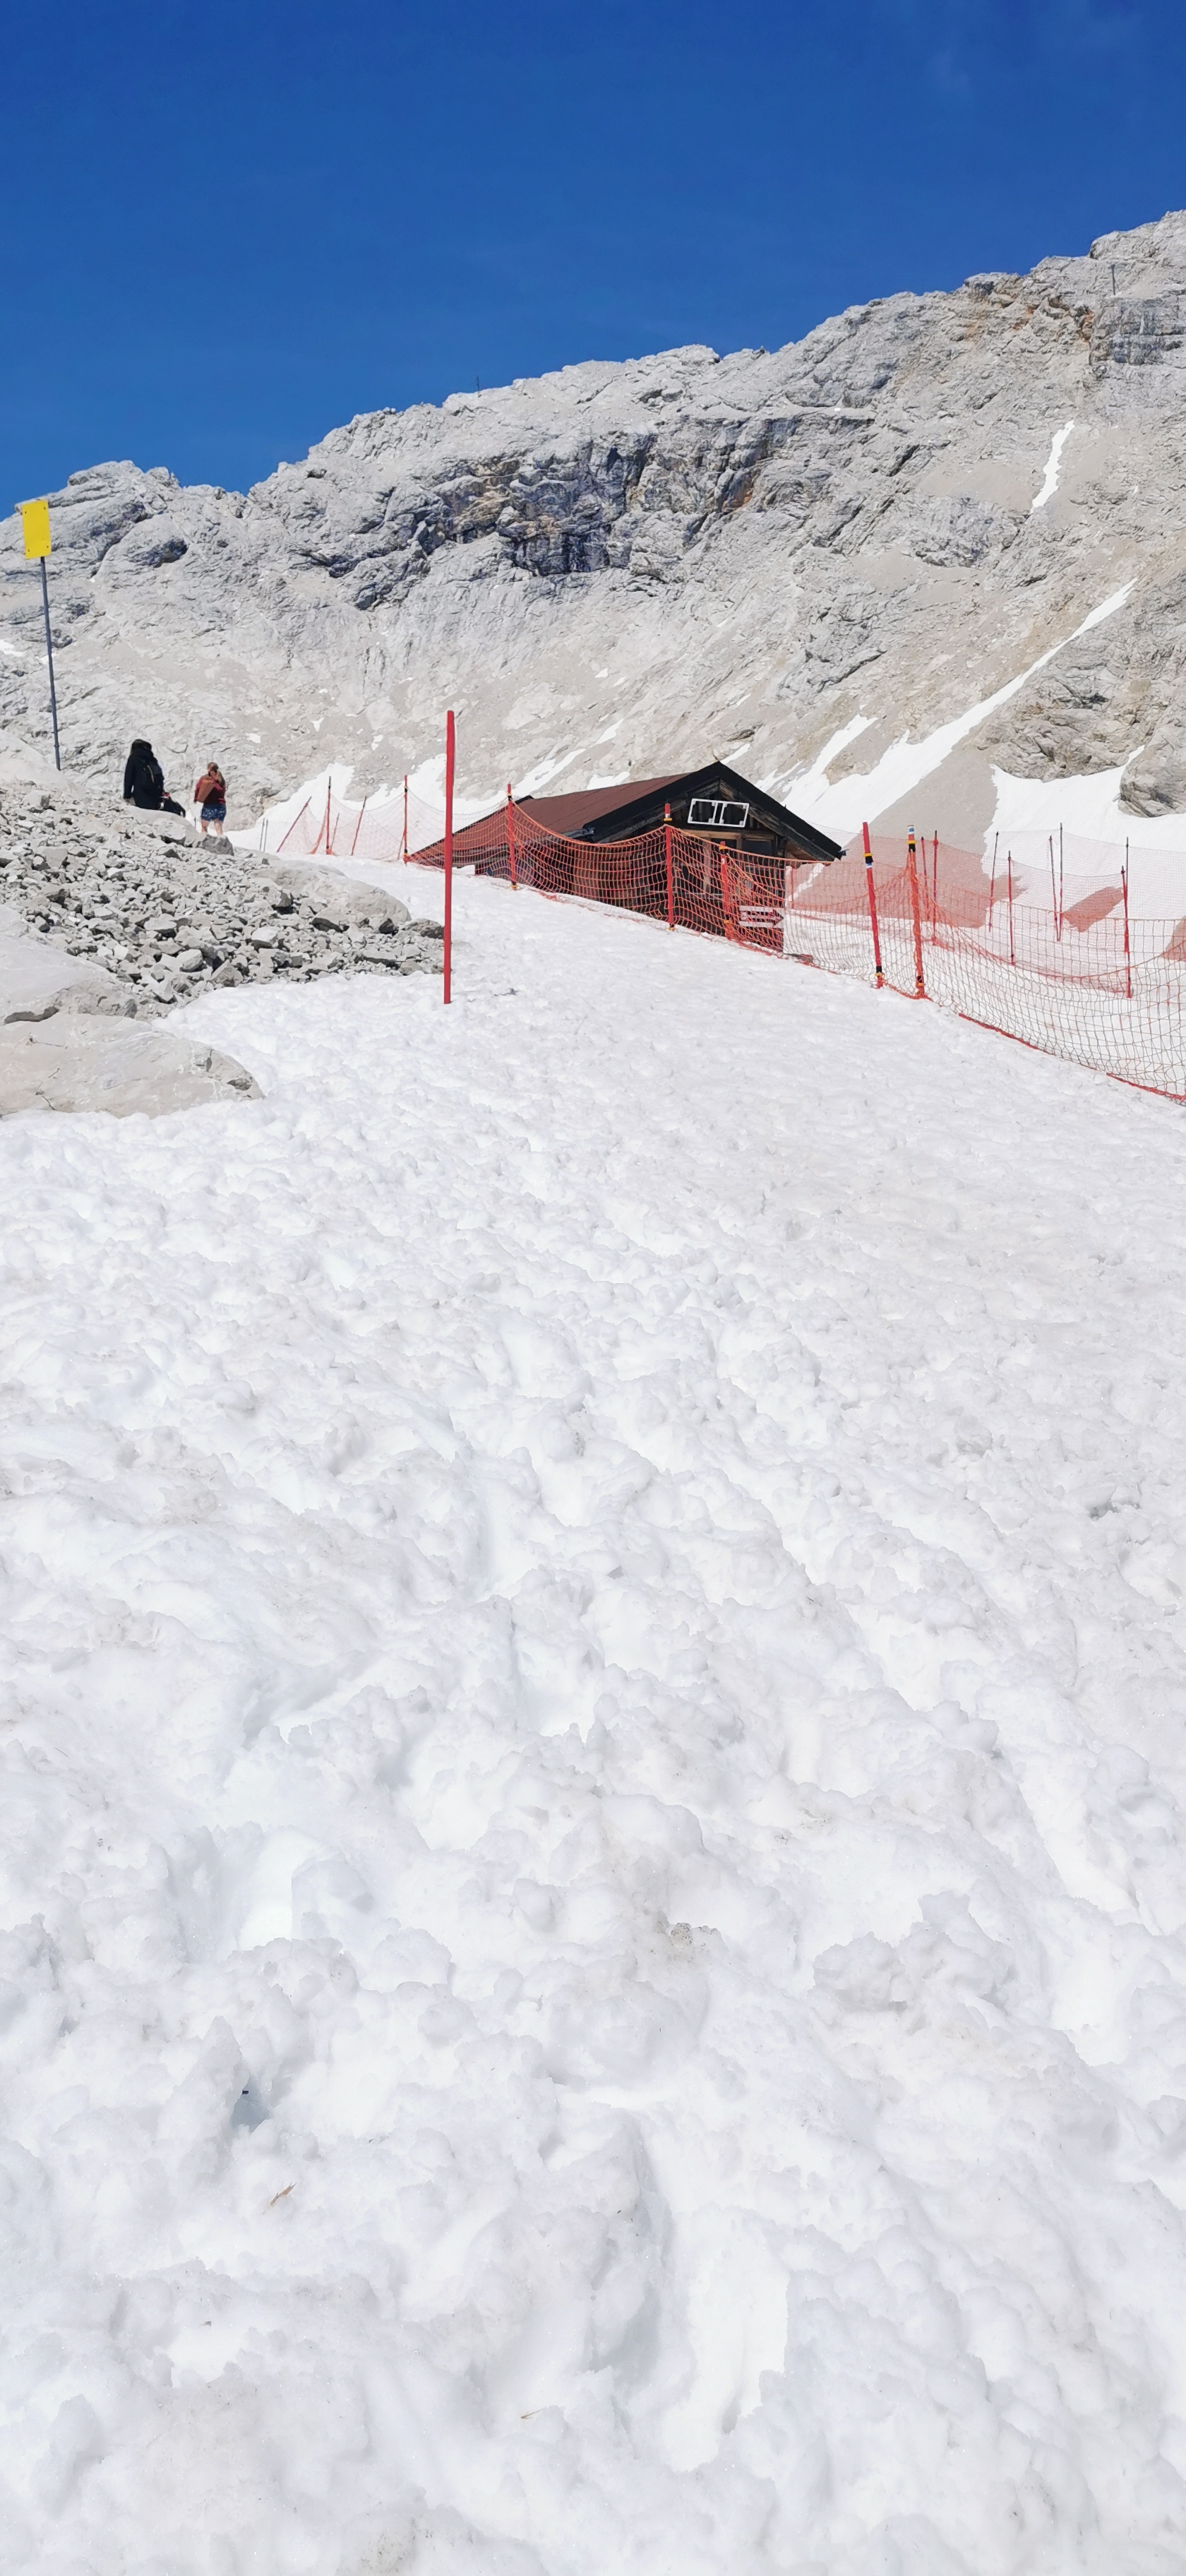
[0,1016,260,1117]
[7,211,1186,834]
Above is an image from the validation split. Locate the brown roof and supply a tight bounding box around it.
[518,777,681,834]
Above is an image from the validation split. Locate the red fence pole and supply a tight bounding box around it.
[861,821,884,988]
[664,803,674,929]
[906,830,926,996]
[507,783,517,889]
[720,847,738,940]
[322,778,333,856]
[1007,848,1015,969]
[275,796,311,857]
[1122,840,1132,999]
[402,774,409,863]
[443,712,454,1006]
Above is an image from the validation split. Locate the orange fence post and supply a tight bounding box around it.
[720,847,738,940]
[443,713,454,1006]
[906,830,926,996]
[349,793,368,858]
[507,784,517,889]
[664,803,674,929]
[275,796,310,857]
[402,774,409,863]
[1123,840,1132,999]
[861,821,884,987]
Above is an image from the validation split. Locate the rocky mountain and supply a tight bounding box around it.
[5,209,1186,844]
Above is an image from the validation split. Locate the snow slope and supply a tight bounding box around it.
[6,882,1186,2572]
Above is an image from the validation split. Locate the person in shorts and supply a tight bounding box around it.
[194,762,228,836]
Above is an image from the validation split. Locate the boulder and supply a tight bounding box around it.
[0,906,128,1025]
[0,1018,260,1117]
[272,863,409,929]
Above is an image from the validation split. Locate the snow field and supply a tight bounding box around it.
[6,874,1186,2572]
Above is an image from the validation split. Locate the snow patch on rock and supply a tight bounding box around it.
[1030,419,1075,511]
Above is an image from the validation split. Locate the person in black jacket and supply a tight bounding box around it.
[123,739,184,815]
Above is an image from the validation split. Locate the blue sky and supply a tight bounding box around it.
[2,0,1182,506]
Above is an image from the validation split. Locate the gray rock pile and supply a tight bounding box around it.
[0,780,444,1013]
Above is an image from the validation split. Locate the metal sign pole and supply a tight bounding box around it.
[39,556,60,771]
[19,499,60,771]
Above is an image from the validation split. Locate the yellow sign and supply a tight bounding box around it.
[20,499,51,559]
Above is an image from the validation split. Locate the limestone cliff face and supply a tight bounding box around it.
[5,210,1186,834]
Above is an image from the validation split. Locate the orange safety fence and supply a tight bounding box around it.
[786,834,1186,1099]
[271,782,1186,1102]
[412,799,799,950]
[263,779,444,865]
